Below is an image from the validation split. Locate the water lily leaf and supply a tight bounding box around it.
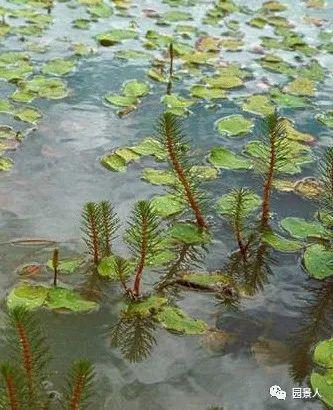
[281,118,315,142]
[242,94,275,116]
[317,111,333,128]
[203,75,243,89]
[115,148,140,162]
[71,43,95,57]
[248,16,267,28]
[105,94,137,107]
[262,230,303,252]
[0,100,14,114]
[46,287,98,312]
[24,76,69,100]
[299,60,325,82]
[313,339,333,368]
[73,19,91,30]
[122,80,150,97]
[161,94,194,116]
[11,89,35,103]
[190,165,218,180]
[0,126,18,140]
[281,217,328,240]
[148,249,175,266]
[46,258,84,274]
[181,51,216,65]
[190,85,226,100]
[7,284,49,310]
[284,77,316,96]
[162,10,192,22]
[96,29,137,46]
[304,244,333,279]
[151,194,185,217]
[262,1,287,11]
[42,59,75,76]
[216,191,261,216]
[270,89,308,108]
[216,115,253,136]
[101,153,126,172]
[307,0,325,8]
[0,157,14,171]
[141,168,177,185]
[126,295,168,317]
[157,306,208,335]
[274,178,321,198]
[131,137,166,161]
[182,273,230,286]
[147,68,168,83]
[88,3,112,17]
[14,107,42,124]
[311,371,333,408]
[167,222,210,245]
[97,255,133,279]
[115,50,151,61]
[220,37,243,51]
[209,147,252,170]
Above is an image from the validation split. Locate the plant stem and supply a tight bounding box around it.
[52,248,59,287]
[166,43,174,95]
[4,372,19,410]
[261,136,276,230]
[132,215,148,297]
[16,322,34,401]
[70,374,85,410]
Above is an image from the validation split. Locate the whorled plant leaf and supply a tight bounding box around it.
[303,244,333,279]
[208,147,252,170]
[97,255,133,279]
[216,115,253,136]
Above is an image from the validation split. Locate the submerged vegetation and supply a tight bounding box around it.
[0,0,332,408]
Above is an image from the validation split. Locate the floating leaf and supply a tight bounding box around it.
[263,1,287,11]
[151,194,185,217]
[0,100,14,114]
[270,88,308,109]
[182,273,230,286]
[115,49,151,61]
[46,258,84,274]
[167,222,210,245]
[311,338,333,408]
[208,147,252,170]
[7,284,49,310]
[105,94,137,107]
[284,77,316,96]
[126,295,167,317]
[190,165,218,180]
[190,85,226,100]
[304,244,333,279]
[24,76,69,100]
[262,230,303,252]
[161,94,194,116]
[46,287,98,312]
[281,217,328,240]
[147,68,167,83]
[162,10,192,22]
[216,191,261,216]
[0,157,14,171]
[101,153,126,172]
[282,118,315,142]
[131,137,166,161]
[97,255,133,279]
[203,75,243,89]
[242,94,275,116]
[313,339,333,368]
[216,115,253,136]
[14,107,42,124]
[141,168,177,185]
[42,58,75,76]
[157,306,208,335]
[96,29,137,46]
[121,80,150,98]
[317,111,333,128]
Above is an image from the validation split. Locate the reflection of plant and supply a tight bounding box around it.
[157,113,208,230]
[0,307,96,409]
[52,248,59,287]
[318,147,333,215]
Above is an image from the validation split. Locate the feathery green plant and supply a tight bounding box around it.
[112,255,131,295]
[166,42,174,95]
[81,201,118,264]
[126,200,164,297]
[0,364,20,410]
[156,112,208,230]
[62,359,95,410]
[318,147,333,215]
[256,112,289,229]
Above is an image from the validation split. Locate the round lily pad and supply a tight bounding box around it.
[208,147,252,170]
[150,194,185,217]
[204,75,243,89]
[182,273,230,286]
[190,165,218,180]
[216,115,253,136]
[216,191,261,216]
[14,107,42,124]
[46,258,84,274]
[131,137,166,161]
[0,157,14,171]
[122,80,150,97]
[7,284,49,310]
[126,295,168,317]
[167,222,210,245]
[101,153,126,172]
[284,77,316,96]
[157,306,208,335]
[311,371,333,408]
[96,29,137,46]
[303,244,333,279]
[317,111,333,128]
[313,339,333,368]
[190,85,226,100]
[141,168,177,185]
[261,230,303,252]
[42,59,75,76]
[46,287,98,312]
[281,217,328,239]
[97,255,133,279]
[105,94,137,107]
[242,94,275,116]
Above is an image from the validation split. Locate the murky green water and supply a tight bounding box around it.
[0,0,333,408]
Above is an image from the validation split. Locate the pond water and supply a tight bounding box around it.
[0,0,332,408]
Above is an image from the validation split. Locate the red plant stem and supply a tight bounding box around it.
[4,374,19,410]
[261,137,276,230]
[235,226,247,260]
[133,216,148,297]
[70,374,85,410]
[16,323,34,400]
[164,118,207,230]
[88,213,99,264]
[166,43,174,95]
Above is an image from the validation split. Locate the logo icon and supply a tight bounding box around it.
[270,385,287,400]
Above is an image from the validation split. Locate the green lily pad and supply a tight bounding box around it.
[216,115,253,136]
[317,111,333,128]
[105,94,137,107]
[270,89,308,108]
[42,59,75,76]
[46,287,98,312]
[147,68,168,83]
[311,371,333,408]
[242,94,275,116]
[281,119,314,142]
[281,217,328,240]
[14,107,42,124]
[181,51,216,65]
[216,191,261,216]
[88,3,112,17]
[131,137,166,161]
[208,147,252,170]
[262,230,303,252]
[157,306,208,335]
[73,19,91,30]
[204,75,243,89]
[307,0,325,8]
[313,339,333,368]
[126,295,168,317]
[24,76,69,100]
[167,222,210,245]
[141,168,177,185]
[148,249,175,266]
[284,77,316,96]
[162,10,192,22]
[190,85,226,100]
[7,284,49,310]
[304,244,333,279]
[115,148,140,162]
[71,43,95,57]
[97,255,133,279]
[248,16,267,29]
[96,29,137,46]
[0,157,14,171]
[101,153,126,172]
[115,50,151,61]
[182,273,230,286]
[220,37,243,51]
[46,258,84,274]
[161,94,194,116]
[151,194,185,217]
[0,100,14,114]
[190,165,218,180]
[122,80,150,97]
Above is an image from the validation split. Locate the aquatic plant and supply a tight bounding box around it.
[318,147,333,215]
[156,112,208,230]
[52,248,59,287]
[166,43,174,95]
